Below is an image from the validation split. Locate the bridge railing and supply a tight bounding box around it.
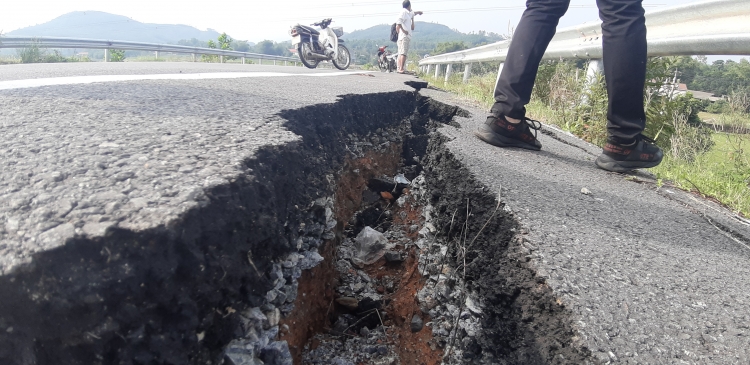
[418,0,750,83]
[0,36,299,65]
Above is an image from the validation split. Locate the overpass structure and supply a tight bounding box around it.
[0,36,298,65]
[419,0,750,84]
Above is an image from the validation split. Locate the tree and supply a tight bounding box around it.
[233,40,251,52]
[432,41,468,55]
[218,33,233,50]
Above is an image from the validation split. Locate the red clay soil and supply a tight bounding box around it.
[364,193,443,365]
[365,249,443,365]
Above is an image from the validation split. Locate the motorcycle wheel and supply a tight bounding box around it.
[378,59,386,72]
[297,43,319,69]
[332,45,351,70]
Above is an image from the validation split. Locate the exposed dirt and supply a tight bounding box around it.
[279,238,338,365]
[281,146,403,365]
[365,248,442,365]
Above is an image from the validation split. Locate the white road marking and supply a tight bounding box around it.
[0,71,375,90]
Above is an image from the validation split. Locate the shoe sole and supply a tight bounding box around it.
[474,124,542,151]
[595,153,663,172]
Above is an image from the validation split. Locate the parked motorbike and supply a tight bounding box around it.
[377,45,396,73]
[290,18,351,70]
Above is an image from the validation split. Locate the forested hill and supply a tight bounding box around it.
[347,22,502,43]
[6,11,222,44]
[344,22,505,64]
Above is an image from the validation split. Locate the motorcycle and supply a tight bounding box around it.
[290,18,351,70]
[377,45,396,73]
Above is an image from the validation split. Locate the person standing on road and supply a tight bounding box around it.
[396,0,423,74]
[474,0,663,172]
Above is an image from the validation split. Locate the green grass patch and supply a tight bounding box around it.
[653,133,750,216]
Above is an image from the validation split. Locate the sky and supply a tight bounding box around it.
[2,0,701,42]
[0,0,744,60]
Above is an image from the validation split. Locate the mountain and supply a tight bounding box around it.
[6,11,222,44]
[346,22,502,45]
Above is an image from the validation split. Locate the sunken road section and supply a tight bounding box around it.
[0,86,589,364]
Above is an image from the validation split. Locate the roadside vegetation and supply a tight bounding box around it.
[416,56,750,217]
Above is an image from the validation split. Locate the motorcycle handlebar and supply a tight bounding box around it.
[312,18,333,27]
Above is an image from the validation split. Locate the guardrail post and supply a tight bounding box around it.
[445,64,453,83]
[434,64,441,78]
[192,54,196,62]
[463,63,472,83]
[220,55,224,63]
[241,57,245,64]
[284,61,287,66]
[426,64,432,75]
[273,60,277,65]
[258,58,262,65]
[155,51,159,60]
[104,49,109,62]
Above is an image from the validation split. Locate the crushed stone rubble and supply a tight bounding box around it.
[223,197,336,365]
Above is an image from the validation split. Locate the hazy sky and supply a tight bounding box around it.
[2,0,703,43]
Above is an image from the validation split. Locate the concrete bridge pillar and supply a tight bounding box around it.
[445,64,453,83]
[585,59,604,84]
[463,63,472,83]
[493,62,505,95]
[581,59,605,104]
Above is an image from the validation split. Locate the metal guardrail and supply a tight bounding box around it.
[0,36,299,64]
[418,0,750,82]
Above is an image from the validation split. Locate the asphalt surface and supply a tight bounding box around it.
[1,62,750,364]
[0,63,408,274]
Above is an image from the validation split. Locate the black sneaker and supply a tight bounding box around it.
[474,114,542,151]
[595,134,664,172]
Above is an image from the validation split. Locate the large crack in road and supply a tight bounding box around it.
[0,89,587,364]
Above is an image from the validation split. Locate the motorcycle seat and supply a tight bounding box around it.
[295,25,320,35]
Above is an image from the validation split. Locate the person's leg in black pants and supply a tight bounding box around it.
[594,0,662,172]
[492,0,570,120]
[475,0,570,151]
[476,0,663,171]
[597,0,646,142]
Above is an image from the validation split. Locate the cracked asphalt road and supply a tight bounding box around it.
[1,62,749,364]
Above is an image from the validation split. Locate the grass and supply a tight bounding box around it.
[418,67,750,217]
[699,111,750,128]
[653,133,750,216]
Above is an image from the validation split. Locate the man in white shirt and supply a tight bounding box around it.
[396,1,422,74]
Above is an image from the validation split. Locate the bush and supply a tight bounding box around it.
[18,41,43,63]
[706,100,729,114]
[109,49,126,62]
